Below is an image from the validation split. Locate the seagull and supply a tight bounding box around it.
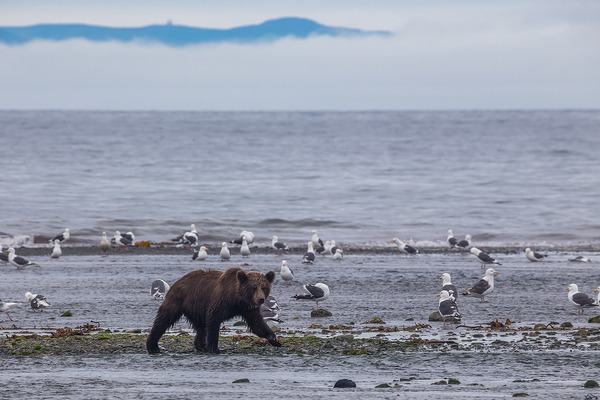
[456,234,472,249]
[594,287,600,305]
[49,228,70,243]
[219,242,231,261]
[113,231,133,248]
[151,279,170,300]
[25,292,51,311]
[0,299,19,321]
[280,260,295,284]
[462,268,499,302]
[8,247,40,269]
[178,224,199,246]
[0,244,8,263]
[230,231,255,245]
[192,245,208,261]
[260,295,283,323]
[470,247,501,269]
[332,248,344,260]
[447,230,458,248]
[567,284,598,315]
[240,238,251,257]
[99,232,111,254]
[315,240,331,256]
[391,238,418,256]
[271,236,289,252]
[569,255,592,263]
[50,239,62,259]
[329,240,340,256]
[525,248,548,262]
[438,273,458,301]
[121,231,135,244]
[437,290,461,327]
[301,241,316,264]
[293,283,330,309]
[310,230,324,249]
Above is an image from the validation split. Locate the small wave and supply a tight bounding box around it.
[258,218,341,228]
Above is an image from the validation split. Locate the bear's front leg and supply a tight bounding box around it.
[244,309,281,347]
[192,322,207,352]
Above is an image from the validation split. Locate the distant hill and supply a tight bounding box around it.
[0,17,392,46]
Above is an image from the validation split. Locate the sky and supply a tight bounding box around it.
[1,0,599,111]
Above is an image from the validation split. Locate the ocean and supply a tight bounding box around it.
[1,110,599,249]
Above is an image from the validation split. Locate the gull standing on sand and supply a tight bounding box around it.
[525,248,548,262]
[113,231,133,248]
[456,234,471,249]
[462,268,499,302]
[8,247,40,269]
[470,247,501,269]
[447,230,458,248]
[192,245,208,261]
[567,284,598,315]
[280,260,295,284]
[271,236,289,252]
[391,238,418,256]
[240,238,251,257]
[333,248,344,260]
[50,239,62,258]
[219,242,231,261]
[439,273,458,301]
[302,241,316,264]
[311,230,324,249]
[100,232,111,254]
[0,299,19,321]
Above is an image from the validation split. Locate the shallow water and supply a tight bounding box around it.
[2,250,600,398]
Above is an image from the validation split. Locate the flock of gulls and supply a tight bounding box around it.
[0,226,597,326]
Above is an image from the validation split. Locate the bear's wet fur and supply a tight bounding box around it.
[146,267,281,354]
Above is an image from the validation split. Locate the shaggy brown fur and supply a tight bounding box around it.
[146,267,281,354]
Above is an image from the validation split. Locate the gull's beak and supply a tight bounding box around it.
[494,271,500,276]
[594,289,599,294]
[565,287,570,292]
[436,293,441,298]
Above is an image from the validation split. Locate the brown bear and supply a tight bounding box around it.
[146,267,281,354]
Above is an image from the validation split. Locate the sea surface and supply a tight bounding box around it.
[1,110,599,249]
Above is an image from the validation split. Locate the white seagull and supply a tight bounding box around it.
[8,247,40,269]
[437,290,461,327]
[240,238,251,257]
[192,245,209,261]
[391,238,419,256]
[0,299,19,321]
[333,248,344,260]
[525,248,548,262]
[447,230,458,248]
[50,239,62,259]
[302,241,316,264]
[178,224,199,246]
[438,273,458,301]
[99,232,111,254]
[151,279,170,300]
[219,242,231,261]
[271,236,289,252]
[49,228,70,243]
[231,231,255,245]
[280,260,295,284]
[293,283,330,309]
[316,240,331,256]
[470,247,501,269]
[25,292,51,311]
[113,231,133,248]
[310,230,324,249]
[456,234,472,249]
[462,268,499,302]
[567,284,598,315]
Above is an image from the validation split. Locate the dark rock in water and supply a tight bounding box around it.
[375,383,391,388]
[232,378,250,384]
[512,393,529,397]
[448,378,461,384]
[588,315,600,324]
[312,308,333,318]
[334,379,356,388]
[429,311,443,322]
[561,322,574,328]
[584,380,599,388]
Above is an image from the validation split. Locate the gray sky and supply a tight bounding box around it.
[1,0,599,110]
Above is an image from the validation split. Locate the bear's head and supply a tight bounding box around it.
[237,270,276,309]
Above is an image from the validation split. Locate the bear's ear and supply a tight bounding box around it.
[265,271,275,283]
[237,270,249,284]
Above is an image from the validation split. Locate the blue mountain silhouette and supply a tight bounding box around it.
[0,17,391,46]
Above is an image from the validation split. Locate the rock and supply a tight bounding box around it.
[60,311,73,317]
[431,380,448,385]
[512,393,529,397]
[232,378,250,384]
[334,379,356,388]
[448,378,461,384]
[375,383,391,388]
[311,308,333,318]
[428,311,443,322]
[561,322,574,328]
[584,380,599,388]
[588,316,600,324]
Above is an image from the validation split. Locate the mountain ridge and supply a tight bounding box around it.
[0,17,392,46]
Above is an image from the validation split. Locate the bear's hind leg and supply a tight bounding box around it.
[146,305,183,354]
[205,322,221,354]
[192,323,207,352]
